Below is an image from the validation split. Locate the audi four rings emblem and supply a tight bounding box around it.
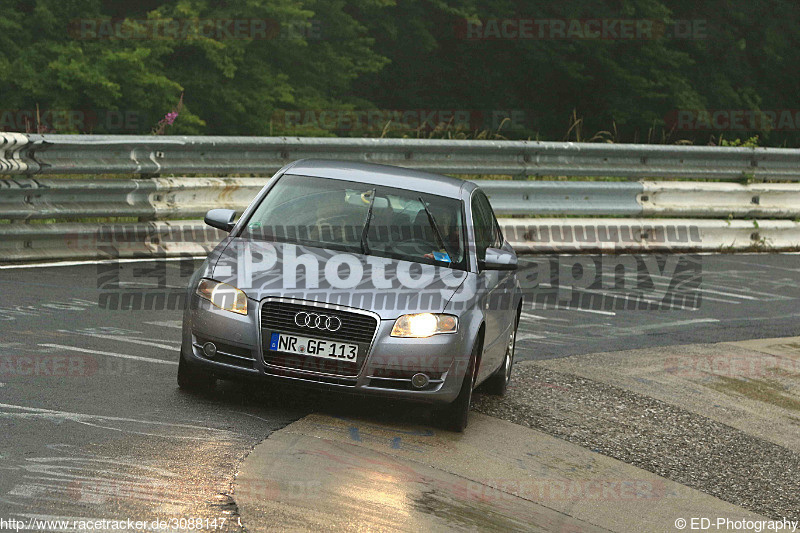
[294,312,342,332]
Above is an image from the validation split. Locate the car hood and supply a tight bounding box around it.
[212,238,470,319]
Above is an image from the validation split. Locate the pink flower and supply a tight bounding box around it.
[152,92,184,135]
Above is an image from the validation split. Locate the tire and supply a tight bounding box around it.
[436,336,479,432]
[177,354,216,392]
[483,315,518,396]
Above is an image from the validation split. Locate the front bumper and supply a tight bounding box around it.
[182,295,471,404]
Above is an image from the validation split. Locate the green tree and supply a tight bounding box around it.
[0,0,387,135]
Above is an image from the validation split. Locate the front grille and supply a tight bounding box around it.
[260,300,378,344]
[260,299,379,377]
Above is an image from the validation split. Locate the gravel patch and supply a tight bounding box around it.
[473,362,800,521]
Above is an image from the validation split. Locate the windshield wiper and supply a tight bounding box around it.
[360,188,377,255]
[418,196,454,267]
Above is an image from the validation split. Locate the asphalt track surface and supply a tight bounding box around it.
[0,253,797,529]
[515,253,800,359]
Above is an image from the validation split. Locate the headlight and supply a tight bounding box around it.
[391,313,458,338]
[196,279,248,315]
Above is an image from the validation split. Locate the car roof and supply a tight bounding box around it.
[283,159,476,198]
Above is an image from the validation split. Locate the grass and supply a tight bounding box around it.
[769,367,800,378]
[710,376,800,412]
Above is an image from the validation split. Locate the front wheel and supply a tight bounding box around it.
[483,317,517,396]
[435,337,479,432]
[177,354,216,392]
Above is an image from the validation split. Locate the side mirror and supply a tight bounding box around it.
[204,209,237,232]
[482,247,518,271]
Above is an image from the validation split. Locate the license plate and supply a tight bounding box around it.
[268,332,358,361]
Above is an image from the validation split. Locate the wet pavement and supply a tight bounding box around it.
[0,255,797,531]
[235,413,765,532]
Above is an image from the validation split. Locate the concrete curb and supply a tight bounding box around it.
[235,413,764,532]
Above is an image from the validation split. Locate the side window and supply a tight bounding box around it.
[472,191,503,261]
[484,196,504,248]
[471,193,492,261]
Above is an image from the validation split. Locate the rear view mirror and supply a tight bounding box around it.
[204,209,237,232]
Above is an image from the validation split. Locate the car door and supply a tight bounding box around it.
[486,196,518,338]
[471,191,506,382]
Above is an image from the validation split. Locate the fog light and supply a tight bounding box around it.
[203,342,217,358]
[411,373,429,389]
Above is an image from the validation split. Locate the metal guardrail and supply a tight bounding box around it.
[0,177,269,221]
[2,177,799,220]
[2,133,800,261]
[0,221,226,262]
[482,181,800,217]
[3,133,800,180]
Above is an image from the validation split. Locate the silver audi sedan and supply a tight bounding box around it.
[179,159,522,431]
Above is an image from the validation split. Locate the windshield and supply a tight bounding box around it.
[240,174,467,270]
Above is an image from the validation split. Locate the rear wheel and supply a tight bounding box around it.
[177,354,216,392]
[483,316,518,396]
[436,337,479,432]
